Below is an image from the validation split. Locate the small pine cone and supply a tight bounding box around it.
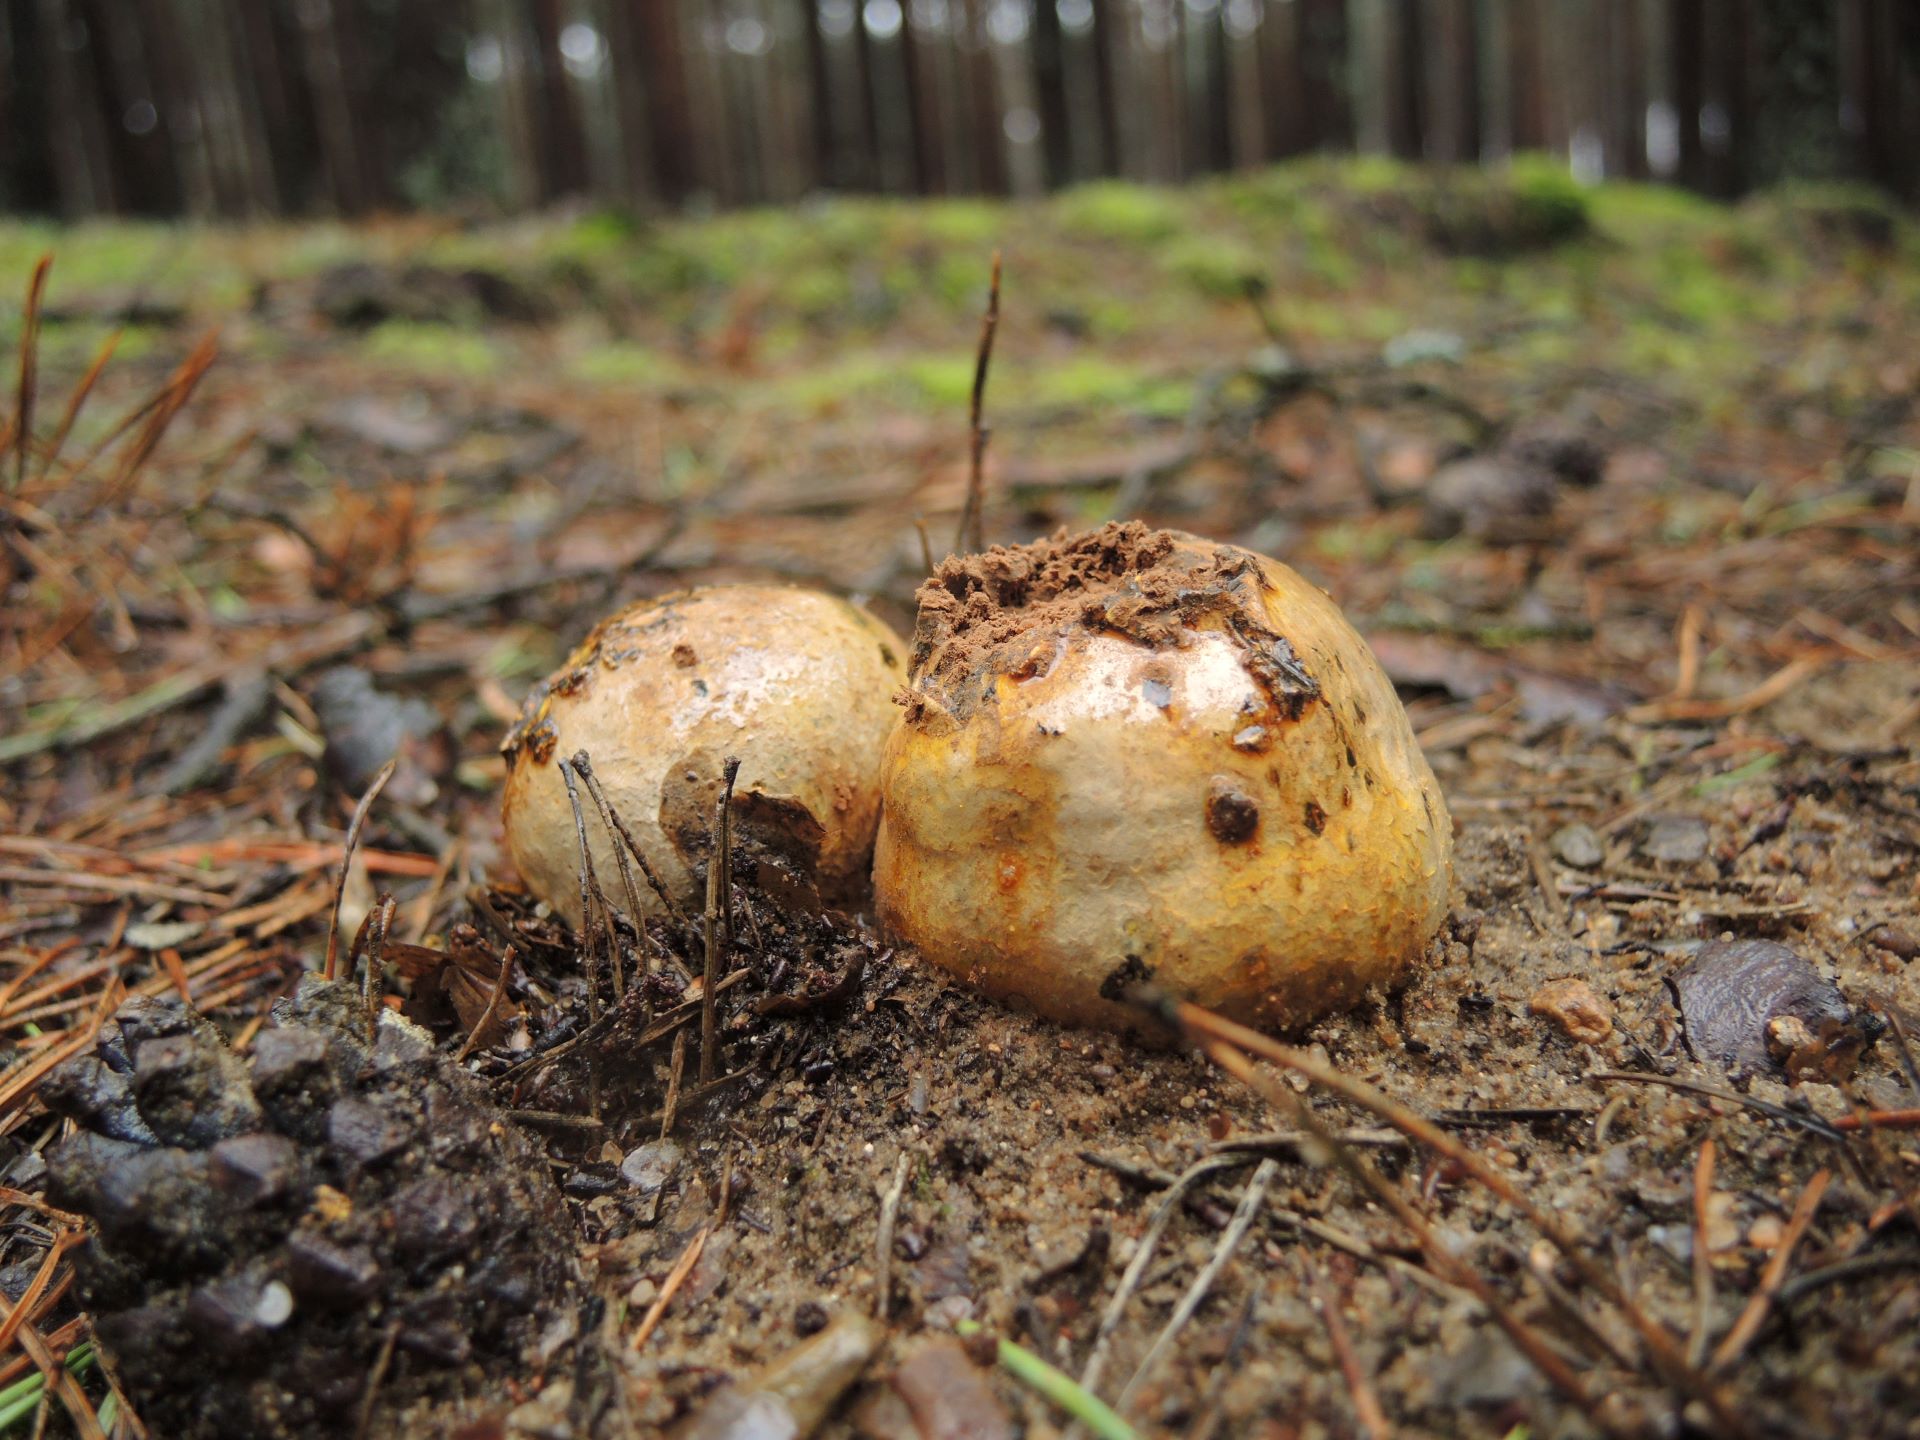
[44,978,576,1439]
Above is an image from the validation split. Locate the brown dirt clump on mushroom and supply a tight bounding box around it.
[904,520,1317,727]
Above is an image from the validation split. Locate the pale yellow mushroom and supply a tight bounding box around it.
[502,586,907,928]
[872,522,1452,1034]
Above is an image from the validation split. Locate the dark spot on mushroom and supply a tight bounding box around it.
[1206,778,1260,844]
[880,643,898,668]
[671,643,698,668]
[1304,801,1327,835]
[1098,955,1154,1002]
[1142,678,1173,709]
[1345,745,1357,768]
[522,718,558,765]
[1354,703,1369,725]
[692,679,709,697]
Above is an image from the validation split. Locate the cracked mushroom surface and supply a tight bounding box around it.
[873,522,1452,1033]
[502,585,907,927]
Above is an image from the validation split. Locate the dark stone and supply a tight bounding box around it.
[209,1134,302,1207]
[132,1034,262,1148]
[40,1054,158,1144]
[326,1097,411,1168]
[1641,814,1710,864]
[285,1233,381,1306]
[1669,940,1875,1078]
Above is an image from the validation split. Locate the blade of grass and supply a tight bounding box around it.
[957,1323,1137,1440]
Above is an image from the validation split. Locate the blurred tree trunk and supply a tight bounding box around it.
[1609,0,1648,179]
[1669,0,1706,188]
[37,0,116,215]
[851,0,882,189]
[1196,1,1231,172]
[1088,0,1121,173]
[1701,0,1750,196]
[637,0,696,201]
[1298,0,1350,150]
[602,0,656,205]
[529,0,589,199]
[1259,0,1307,157]
[900,6,944,192]
[963,0,1006,193]
[1506,0,1547,151]
[1424,0,1478,164]
[1030,0,1071,187]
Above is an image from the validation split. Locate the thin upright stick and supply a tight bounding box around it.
[954,250,1002,557]
[700,758,740,1085]
[323,758,396,982]
[559,757,606,1019]
[455,946,517,1064]
[13,257,50,492]
[572,751,683,925]
[569,753,638,1001]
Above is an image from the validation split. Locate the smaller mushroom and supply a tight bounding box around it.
[501,586,907,928]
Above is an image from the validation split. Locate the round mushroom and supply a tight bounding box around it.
[872,522,1452,1033]
[502,586,907,928]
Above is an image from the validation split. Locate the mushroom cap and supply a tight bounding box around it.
[502,585,907,928]
[872,523,1452,1033]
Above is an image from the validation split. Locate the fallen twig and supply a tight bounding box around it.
[350,1320,401,1440]
[1710,1169,1830,1371]
[1077,1153,1252,1399]
[454,946,516,1063]
[700,757,739,1086]
[874,1150,912,1321]
[323,757,396,983]
[1311,1264,1391,1440]
[1115,1159,1278,1415]
[1688,1139,1717,1369]
[1153,995,1748,1437]
[1588,1070,1846,1142]
[631,1224,711,1350]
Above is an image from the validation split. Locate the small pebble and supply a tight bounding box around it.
[1867,925,1918,962]
[1641,814,1710,864]
[620,1138,683,1194]
[1550,822,1605,869]
[1748,1214,1785,1250]
[1529,978,1614,1045]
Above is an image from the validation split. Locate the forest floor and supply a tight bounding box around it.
[1,158,1918,1439]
